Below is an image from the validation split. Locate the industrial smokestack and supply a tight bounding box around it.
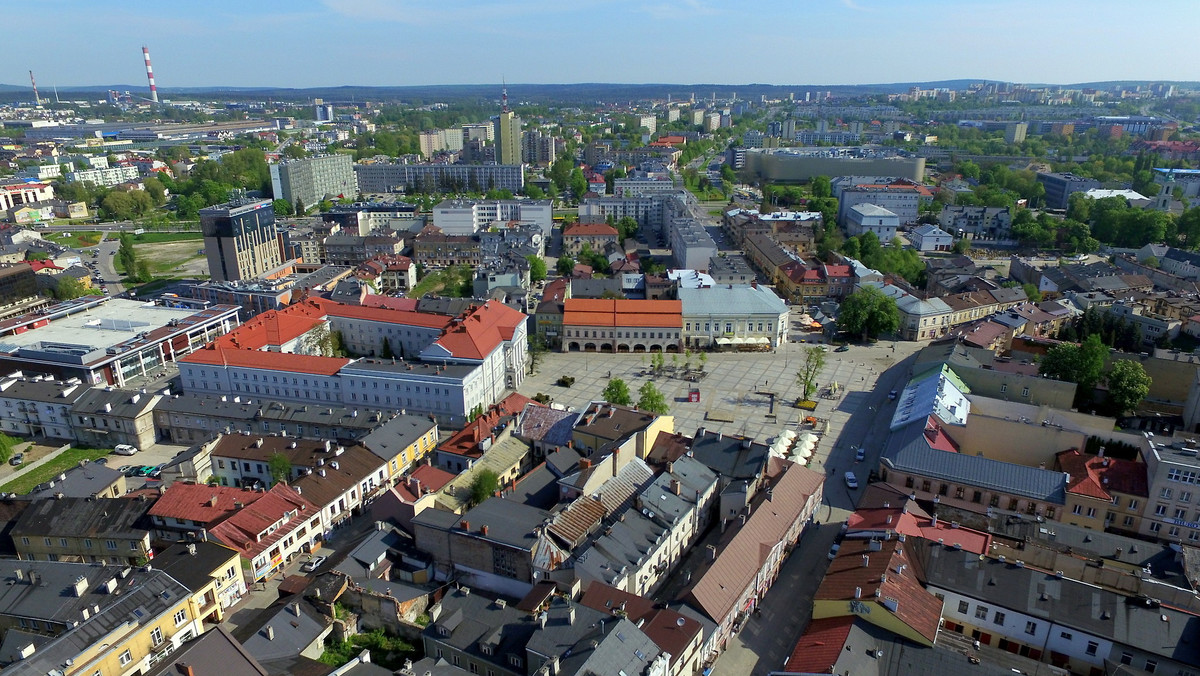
[28,71,40,107]
[142,46,159,103]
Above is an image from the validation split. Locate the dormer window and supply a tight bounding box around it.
[480,643,492,655]
[439,625,450,637]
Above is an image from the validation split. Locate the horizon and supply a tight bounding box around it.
[6,0,1199,89]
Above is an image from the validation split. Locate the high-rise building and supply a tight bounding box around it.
[315,104,334,121]
[496,110,522,165]
[269,154,358,210]
[201,198,283,282]
[1004,122,1028,144]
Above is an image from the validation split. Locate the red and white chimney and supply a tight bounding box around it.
[142,47,159,103]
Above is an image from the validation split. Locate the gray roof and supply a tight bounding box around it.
[237,597,332,663]
[570,278,623,299]
[881,420,1067,504]
[0,629,50,667]
[678,285,788,318]
[25,461,123,499]
[0,376,88,406]
[399,658,471,676]
[332,526,407,579]
[360,413,438,463]
[155,393,388,436]
[143,626,269,676]
[71,386,158,420]
[916,545,1200,666]
[456,498,552,552]
[148,540,240,594]
[0,564,193,676]
[689,429,770,481]
[12,496,150,540]
[515,404,578,447]
[850,203,898,217]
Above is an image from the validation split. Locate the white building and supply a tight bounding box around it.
[65,165,140,187]
[432,199,554,236]
[679,284,789,349]
[909,224,954,252]
[845,203,899,241]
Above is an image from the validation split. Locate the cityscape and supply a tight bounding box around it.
[0,4,1198,676]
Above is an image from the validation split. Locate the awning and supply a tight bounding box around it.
[716,338,732,346]
[730,337,746,345]
[752,337,770,345]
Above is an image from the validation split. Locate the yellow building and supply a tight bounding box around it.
[1056,449,1148,533]
[571,401,674,461]
[154,540,247,624]
[0,562,203,676]
[361,413,439,481]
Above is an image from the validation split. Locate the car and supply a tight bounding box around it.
[301,556,327,573]
[844,471,859,489]
[113,444,138,455]
[888,390,898,401]
[827,543,841,560]
[855,447,866,462]
[8,453,23,466]
[93,457,108,465]
[148,464,164,478]
[136,465,156,477]
[834,344,850,353]
[117,465,134,474]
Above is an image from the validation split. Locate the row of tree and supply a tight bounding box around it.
[601,378,671,415]
[1038,335,1152,415]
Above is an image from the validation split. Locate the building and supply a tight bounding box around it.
[939,205,1013,240]
[1004,121,1028,144]
[141,626,268,676]
[1037,172,1103,210]
[148,482,271,540]
[412,226,482,269]
[356,254,416,295]
[845,203,900,240]
[207,482,322,581]
[359,411,439,480]
[69,386,160,451]
[865,282,952,341]
[201,198,284,283]
[580,584,706,676]
[64,165,140,186]
[561,298,682,353]
[495,110,523,166]
[153,540,247,624]
[6,199,88,224]
[744,148,925,183]
[909,224,954,252]
[0,297,240,387]
[707,254,755,285]
[1055,449,1148,533]
[0,372,88,440]
[562,222,618,257]
[187,264,354,319]
[153,392,391,445]
[269,154,358,210]
[354,162,525,194]
[320,201,418,236]
[12,497,152,564]
[433,199,554,237]
[678,285,788,349]
[0,562,205,676]
[667,218,718,271]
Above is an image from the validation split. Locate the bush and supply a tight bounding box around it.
[556,376,576,387]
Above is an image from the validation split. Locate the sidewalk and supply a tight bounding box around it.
[0,441,74,487]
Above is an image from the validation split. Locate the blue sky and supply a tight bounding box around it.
[6,0,1199,88]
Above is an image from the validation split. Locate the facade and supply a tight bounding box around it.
[70,386,160,451]
[153,540,247,624]
[321,201,418,236]
[412,226,482,269]
[844,203,900,240]
[909,224,954,252]
[1139,439,1200,542]
[708,254,756,285]
[201,198,283,283]
[354,162,525,194]
[495,110,523,166]
[0,179,54,212]
[269,154,358,209]
[562,222,619,257]
[433,199,554,237]
[1056,449,1148,534]
[865,281,952,341]
[1037,172,1103,210]
[322,233,405,267]
[837,183,931,226]
[667,218,719,271]
[561,298,683,353]
[678,285,788,349]
[12,497,152,565]
[939,205,1014,240]
[6,199,88,224]
[207,482,322,581]
[64,165,140,186]
[0,373,87,440]
[355,254,416,294]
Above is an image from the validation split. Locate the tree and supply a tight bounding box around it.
[797,346,827,401]
[636,381,670,415]
[380,337,394,359]
[836,286,900,341]
[142,176,167,206]
[602,378,633,406]
[524,184,545,199]
[556,255,575,277]
[615,216,639,241]
[526,255,547,283]
[267,453,292,485]
[811,175,832,199]
[569,167,588,198]
[295,197,306,215]
[1039,334,1107,393]
[117,233,137,274]
[528,334,548,374]
[1106,360,1152,415]
[952,238,971,255]
[134,260,153,283]
[273,198,295,217]
[1022,283,1042,303]
[53,276,87,301]
[469,469,500,506]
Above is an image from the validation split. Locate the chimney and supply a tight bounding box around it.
[930,514,937,527]
[290,602,300,616]
[480,525,489,536]
[13,569,22,581]
[264,626,275,640]
[567,605,576,625]
[670,479,681,495]
[854,587,861,599]
[176,665,196,676]
[461,520,471,532]
[187,543,197,556]
[862,555,870,568]
[579,458,591,471]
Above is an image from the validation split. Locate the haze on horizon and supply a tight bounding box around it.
[8,0,1199,90]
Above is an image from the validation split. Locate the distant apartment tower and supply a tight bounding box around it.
[315,104,334,122]
[521,128,556,166]
[496,111,523,166]
[462,123,494,143]
[201,198,283,282]
[1037,172,1102,210]
[1004,122,1028,144]
[270,154,358,210]
[639,115,657,134]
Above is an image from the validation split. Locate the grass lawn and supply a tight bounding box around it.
[409,265,473,298]
[131,232,203,244]
[129,241,206,274]
[0,446,111,495]
[46,231,103,247]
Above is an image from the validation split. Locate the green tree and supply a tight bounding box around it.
[615,216,639,241]
[267,453,292,485]
[1039,334,1107,393]
[53,276,87,300]
[811,175,832,199]
[1022,283,1042,303]
[636,381,670,415]
[556,254,575,277]
[117,233,137,273]
[142,176,167,206]
[526,255,547,283]
[1106,360,1152,415]
[952,238,971,255]
[469,469,500,507]
[295,197,306,215]
[134,260,153,283]
[273,198,295,217]
[836,286,900,341]
[797,346,827,401]
[380,337,394,359]
[602,378,633,406]
[524,184,545,199]
[569,167,588,198]
[101,191,137,221]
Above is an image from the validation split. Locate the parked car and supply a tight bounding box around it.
[888,390,898,401]
[117,465,134,475]
[855,447,866,462]
[114,444,138,455]
[301,556,327,573]
[136,465,156,477]
[827,543,841,560]
[148,464,164,478]
[835,344,850,353]
[8,453,23,466]
[844,471,859,489]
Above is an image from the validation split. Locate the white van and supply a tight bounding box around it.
[114,444,139,456]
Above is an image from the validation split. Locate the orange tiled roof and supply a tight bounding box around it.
[1057,449,1148,500]
[148,482,268,526]
[562,298,681,328]
[563,222,619,237]
[431,301,526,360]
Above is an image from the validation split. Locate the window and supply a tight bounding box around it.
[1150,522,1161,532]
[151,626,163,645]
[1183,491,1193,503]
[59,538,67,548]
[1155,504,1167,516]
[975,605,988,620]
[20,537,28,546]
[174,609,187,626]
[1120,652,1133,665]
[1145,659,1157,673]
[105,540,117,550]
[1128,499,1139,511]
[1024,621,1037,635]
[130,540,140,551]
[1072,505,1082,515]
[43,537,51,546]
[993,611,1006,625]
[1060,631,1072,640]
[1085,641,1098,656]
[1000,384,1007,393]
[1021,387,1029,397]
[1169,526,1180,537]
[508,656,523,668]
[1161,488,1173,499]
[119,650,132,666]
[958,600,969,614]
[1086,507,1096,518]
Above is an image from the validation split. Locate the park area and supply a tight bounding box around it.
[46,231,103,248]
[409,265,473,298]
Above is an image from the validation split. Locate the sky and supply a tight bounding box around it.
[5,0,1199,89]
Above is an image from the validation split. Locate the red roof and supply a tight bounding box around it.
[1057,449,1148,500]
[580,584,702,670]
[541,279,568,303]
[438,392,540,458]
[921,416,959,453]
[430,301,526,360]
[847,507,990,554]
[181,346,351,375]
[563,222,619,238]
[783,616,855,674]
[24,260,61,272]
[562,298,681,328]
[207,483,318,559]
[395,464,457,502]
[148,483,269,526]
[362,295,420,312]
